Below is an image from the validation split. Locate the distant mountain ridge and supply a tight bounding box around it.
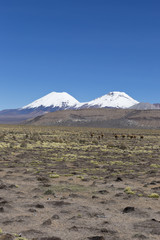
[0,90,159,125]
[153,103,160,108]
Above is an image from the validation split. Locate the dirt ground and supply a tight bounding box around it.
[0,125,160,240]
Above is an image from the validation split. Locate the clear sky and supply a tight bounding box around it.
[0,0,160,110]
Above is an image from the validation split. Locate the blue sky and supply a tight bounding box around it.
[0,0,160,110]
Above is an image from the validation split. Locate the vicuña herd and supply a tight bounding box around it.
[90,132,144,140]
[114,134,144,140]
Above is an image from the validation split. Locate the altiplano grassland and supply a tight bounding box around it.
[0,125,159,240]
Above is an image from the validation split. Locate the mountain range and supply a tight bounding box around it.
[0,91,159,125]
[21,91,139,110]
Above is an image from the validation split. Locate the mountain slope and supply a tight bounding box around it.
[24,108,160,129]
[0,108,46,124]
[130,102,158,110]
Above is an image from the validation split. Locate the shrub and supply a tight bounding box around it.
[9,142,16,148]
[148,193,159,198]
[12,135,16,140]
[29,132,42,141]
[20,141,27,148]
[49,174,60,178]
[0,133,5,141]
[150,164,160,168]
[92,139,98,145]
[124,187,135,195]
[79,139,86,144]
[44,189,55,195]
[107,142,115,148]
[118,143,127,150]
[53,136,63,143]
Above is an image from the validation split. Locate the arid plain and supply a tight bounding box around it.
[0,125,160,240]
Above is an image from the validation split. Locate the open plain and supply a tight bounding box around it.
[0,125,160,240]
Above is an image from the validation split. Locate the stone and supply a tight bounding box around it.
[42,219,52,226]
[123,206,135,213]
[51,215,60,220]
[88,237,105,240]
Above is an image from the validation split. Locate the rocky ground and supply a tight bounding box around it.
[0,125,160,240]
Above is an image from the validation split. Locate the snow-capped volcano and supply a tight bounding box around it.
[85,91,139,109]
[22,92,80,109]
[22,91,139,110]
